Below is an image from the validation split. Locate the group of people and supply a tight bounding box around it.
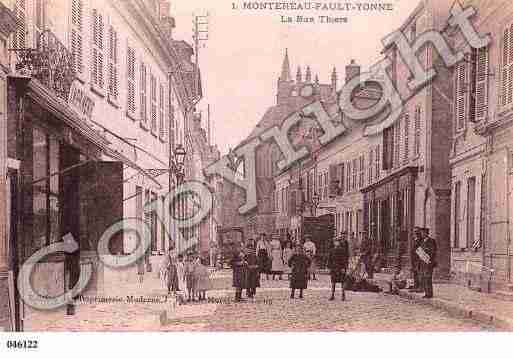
[160,252,212,302]
[254,233,318,281]
[231,232,351,301]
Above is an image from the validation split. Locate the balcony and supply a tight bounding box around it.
[11,30,75,101]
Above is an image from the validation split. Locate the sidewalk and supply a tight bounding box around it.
[371,273,513,330]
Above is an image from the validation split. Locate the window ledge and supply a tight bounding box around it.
[90,83,106,98]
[107,94,120,109]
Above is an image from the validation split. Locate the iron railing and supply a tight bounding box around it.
[10,30,75,101]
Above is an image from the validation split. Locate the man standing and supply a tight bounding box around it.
[327,235,350,301]
[408,227,423,292]
[418,228,437,298]
[303,235,317,280]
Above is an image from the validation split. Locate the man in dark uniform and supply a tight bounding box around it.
[328,235,350,301]
[419,227,437,298]
[408,226,423,292]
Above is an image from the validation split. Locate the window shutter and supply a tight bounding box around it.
[455,55,469,130]
[329,164,338,197]
[71,0,83,76]
[352,159,357,190]
[91,9,104,88]
[500,25,513,107]
[375,145,380,180]
[346,161,351,192]
[159,83,166,140]
[368,149,373,185]
[473,47,489,122]
[108,25,118,99]
[140,62,147,123]
[127,46,136,114]
[150,75,157,132]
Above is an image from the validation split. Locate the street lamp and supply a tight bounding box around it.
[174,144,186,184]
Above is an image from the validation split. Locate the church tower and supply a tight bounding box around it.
[277,49,294,105]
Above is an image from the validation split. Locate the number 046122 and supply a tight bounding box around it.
[6,340,38,350]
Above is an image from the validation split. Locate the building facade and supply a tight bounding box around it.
[449,0,513,292]
[0,0,199,330]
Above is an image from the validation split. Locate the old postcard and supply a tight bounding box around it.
[0,0,512,354]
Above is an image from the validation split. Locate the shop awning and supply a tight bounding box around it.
[9,75,162,189]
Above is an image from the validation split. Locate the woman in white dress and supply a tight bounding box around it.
[270,235,284,280]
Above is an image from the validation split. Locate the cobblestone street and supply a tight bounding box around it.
[23,270,494,331]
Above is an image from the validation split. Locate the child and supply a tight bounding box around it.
[195,257,211,301]
[184,254,197,302]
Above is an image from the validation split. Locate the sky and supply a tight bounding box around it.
[171,0,420,155]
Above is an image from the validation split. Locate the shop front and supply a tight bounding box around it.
[5,30,156,330]
[361,167,418,270]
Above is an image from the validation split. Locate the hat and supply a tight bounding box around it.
[421,227,430,234]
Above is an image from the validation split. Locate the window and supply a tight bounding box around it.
[127,46,136,115]
[151,192,158,251]
[352,159,357,190]
[339,163,345,194]
[403,112,410,161]
[108,25,118,100]
[467,177,476,248]
[383,126,393,170]
[140,62,148,125]
[12,0,26,49]
[159,83,166,140]
[91,8,104,89]
[414,106,421,155]
[359,155,364,188]
[71,0,83,76]
[318,174,322,198]
[410,21,416,42]
[454,181,461,248]
[501,24,513,107]
[150,75,157,133]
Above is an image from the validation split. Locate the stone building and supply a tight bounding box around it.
[449,0,513,293]
[0,0,197,330]
[240,50,338,239]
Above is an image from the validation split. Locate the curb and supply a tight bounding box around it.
[394,287,513,330]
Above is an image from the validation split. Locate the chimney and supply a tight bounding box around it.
[305,66,312,83]
[345,59,360,83]
[296,66,302,84]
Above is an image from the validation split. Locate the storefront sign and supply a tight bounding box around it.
[68,82,95,120]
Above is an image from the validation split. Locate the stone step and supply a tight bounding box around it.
[507,284,513,292]
[468,285,482,293]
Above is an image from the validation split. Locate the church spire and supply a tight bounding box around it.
[279,48,292,82]
[305,65,312,83]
